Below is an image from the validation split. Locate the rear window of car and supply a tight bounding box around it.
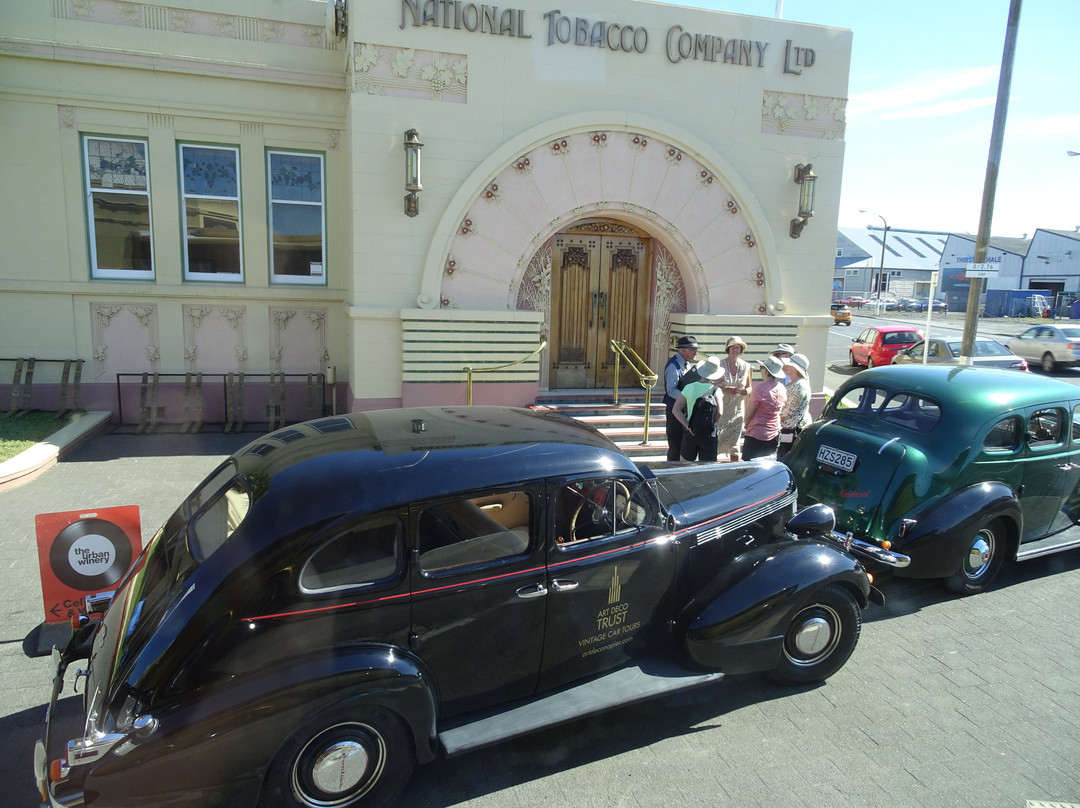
[829,386,941,432]
[188,464,252,562]
[299,516,403,594]
[882,331,920,345]
[949,340,1009,357]
[879,393,941,432]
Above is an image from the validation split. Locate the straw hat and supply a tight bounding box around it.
[724,336,748,353]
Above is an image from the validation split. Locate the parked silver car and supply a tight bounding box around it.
[892,337,1028,371]
[1006,325,1080,372]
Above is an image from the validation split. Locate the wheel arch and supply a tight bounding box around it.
[892,482,1022,579]
[680,541,869,673]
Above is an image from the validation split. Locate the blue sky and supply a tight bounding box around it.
[664,0,1078,238]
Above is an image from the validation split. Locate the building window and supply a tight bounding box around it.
[268,150,325,284]
[84,136,153,280]
[845,268,860,277]
[180,144,242,282]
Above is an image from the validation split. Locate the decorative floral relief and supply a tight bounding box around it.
[222,308,245,328]
[301,27,324,48]
[549,138,569,157]
[212,15,235,35]
[393,48,416,78]
[751,268,765,287]
[170,10,194,31]
[118,3,140,24]
[94,345,107,361]
[273,310,295,330]
[304,310,326,330]
[514,242,552,319]
[146,345,160,362]
[235,347,248,362]
[95,304,122,326]
[459,217,475,236]
[186,307,212,328]
[263,22,285,42]
[665,146,684,165]
[72,0,95,18]
[515,156,532,174]
[482,182,500,201]
[128,305,154,326]
[185,345,198,362]
[725,198,739,215]
[356,43,379,72]
[589,131,608,149]
[629,134,648,151]
[58,106,76,129]
[743,230,757,249]
[762,91,846,139]
[698,170,715,187]
[651,245,687,364]
[444,256,457,276]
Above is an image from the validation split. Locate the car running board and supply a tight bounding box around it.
[438,658,723,758]
[1016,526,1080,562]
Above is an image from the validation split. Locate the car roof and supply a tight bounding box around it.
[226,406,638,519]
[833,365,1080,419]
[868,325,921,334]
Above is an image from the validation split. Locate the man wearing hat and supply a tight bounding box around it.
[776,353,811,461]
[672,356,725,462]
[742,355,788,461]
[663,336,699,461]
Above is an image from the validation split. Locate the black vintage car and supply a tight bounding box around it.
[36,407,882,808]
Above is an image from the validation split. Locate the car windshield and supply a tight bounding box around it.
[947,340,1009,357]
[882,331,920,345]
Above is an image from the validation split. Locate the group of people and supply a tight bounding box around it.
[662,335,812,463]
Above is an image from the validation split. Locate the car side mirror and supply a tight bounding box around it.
[786,503,836,538]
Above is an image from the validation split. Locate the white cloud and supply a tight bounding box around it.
[881,97,996,120]
[848,66,999,121]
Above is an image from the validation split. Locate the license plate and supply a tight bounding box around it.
[817,444,856,472]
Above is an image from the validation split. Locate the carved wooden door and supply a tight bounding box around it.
[550,224,652,389]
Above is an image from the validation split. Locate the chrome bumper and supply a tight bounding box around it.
[826,530,911,568]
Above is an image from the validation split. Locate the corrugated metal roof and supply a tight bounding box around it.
[837,227,950,270]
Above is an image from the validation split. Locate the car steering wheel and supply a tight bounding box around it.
[569,482,631,542]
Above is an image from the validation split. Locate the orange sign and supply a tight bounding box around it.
[35,506,142,623]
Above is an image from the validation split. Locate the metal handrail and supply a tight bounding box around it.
[464,340,548,405]
[609,339,658,444]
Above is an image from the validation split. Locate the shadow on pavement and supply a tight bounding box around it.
[62,430,256,463]
[864,547,1080,624]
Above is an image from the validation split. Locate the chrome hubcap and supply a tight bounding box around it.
[965,531,994,579]
[311,742,370,794]
[793,616,833,656]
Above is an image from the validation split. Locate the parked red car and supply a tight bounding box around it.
[849,325,924,369]
[841,296,869,308]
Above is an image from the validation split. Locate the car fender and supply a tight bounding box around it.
[85,645,438,803]
[680,541,868,674]
[891,482,1022,579]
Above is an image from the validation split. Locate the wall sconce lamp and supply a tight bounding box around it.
[789,163,817,238]
[404,128,424,217]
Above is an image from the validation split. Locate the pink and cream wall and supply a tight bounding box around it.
[0,0,850,419]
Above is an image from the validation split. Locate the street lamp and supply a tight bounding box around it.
[860,210,889,313]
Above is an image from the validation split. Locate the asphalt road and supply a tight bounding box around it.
[3,431,1080,807]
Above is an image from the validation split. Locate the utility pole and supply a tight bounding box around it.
[960,0,1022,362]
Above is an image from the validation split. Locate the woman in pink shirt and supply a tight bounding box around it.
[741,355,787,460]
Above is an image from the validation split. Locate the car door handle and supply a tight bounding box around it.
[516,583,548,599]
[551,579,578,592]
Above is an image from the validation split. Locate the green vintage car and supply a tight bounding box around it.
[785,365,1080,594]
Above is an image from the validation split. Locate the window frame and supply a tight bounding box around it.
[267,148,326,286]
[179,142,243,283]
[83,135,155,280]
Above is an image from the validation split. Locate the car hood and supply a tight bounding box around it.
[786,419,956,542]
[650,460,795,530]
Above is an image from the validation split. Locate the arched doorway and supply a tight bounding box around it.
[549,220,653,389]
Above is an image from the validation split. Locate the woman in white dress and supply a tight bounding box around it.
[715,336,752,461]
